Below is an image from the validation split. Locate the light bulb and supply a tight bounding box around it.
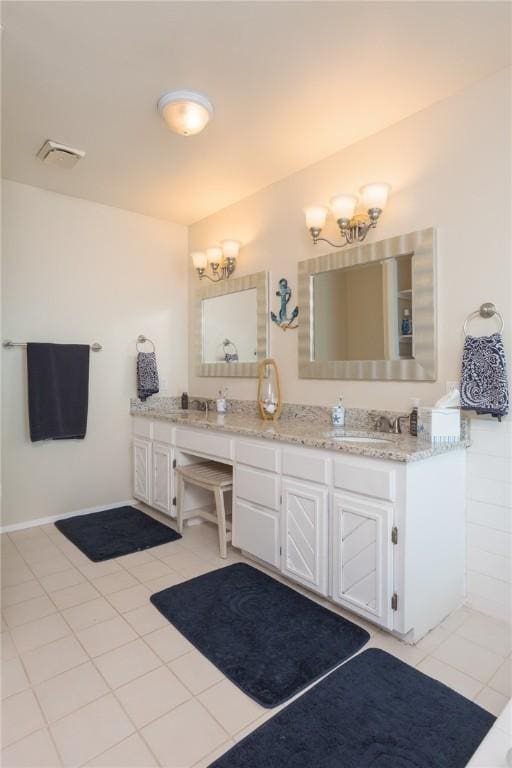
[359,182,391,211]
[158,90,214,136]
[221,240,241,260]
[304,206,328,230]
[330,194,357,221]
[191,251,207,270]
[206,246,223,265]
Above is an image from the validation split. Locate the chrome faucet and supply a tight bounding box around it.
[194,398,209,417]
[375,415,409,434]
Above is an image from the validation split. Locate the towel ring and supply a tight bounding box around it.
[464,303,504,337]
[136,334,155,353]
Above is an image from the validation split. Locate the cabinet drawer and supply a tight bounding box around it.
[175,428,233,461]
[233,499,280,569]
[236,440,280,473]
[282,448,330,485]
[235,466,280,511]
[153,421,174,445]
[334,459,395,501]
[132,417,152,440]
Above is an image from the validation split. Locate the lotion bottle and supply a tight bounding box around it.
[409,398,420,436]
[332,397,345,427]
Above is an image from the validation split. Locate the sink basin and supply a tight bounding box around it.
[324,432,391,444]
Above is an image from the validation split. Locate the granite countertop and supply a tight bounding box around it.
[130,402,469,463]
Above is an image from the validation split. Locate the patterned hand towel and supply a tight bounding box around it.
[460,333,509,421]
[137,351,159,401]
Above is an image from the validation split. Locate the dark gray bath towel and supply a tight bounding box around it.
[137,351,159,401]
[27,343,90,441]
[460,333,509,420]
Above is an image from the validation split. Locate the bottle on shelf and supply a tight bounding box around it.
[401,308,412,336]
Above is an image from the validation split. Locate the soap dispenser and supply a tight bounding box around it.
[332,397,345,427]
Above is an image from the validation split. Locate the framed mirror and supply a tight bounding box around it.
[298,228,436,380]
[195,271,269,377]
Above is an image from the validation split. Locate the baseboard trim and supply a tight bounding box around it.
[0,500,137,534]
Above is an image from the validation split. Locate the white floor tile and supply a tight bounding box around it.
[0,728,62,767]
[475,686,509,717]
[94,638,161,689]
[11,613,71,655]
[199,679,265,735]
[1,689,46,747]
[488,658,512,697]
[84,733,158,767]
[141,698,227,767]
[115,666,191,728]
[144,625,193,662]
[432,633,504,683]
[170,650,224,695]
[76,615,138,658]
[34,661,109,722]
[22,635,88,685]
[1,656,30,699]
[50,693,135,767]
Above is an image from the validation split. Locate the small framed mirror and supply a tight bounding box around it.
[298,228,436,380]
[195,271,269,377]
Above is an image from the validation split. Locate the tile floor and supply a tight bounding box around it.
[1,506,511,767]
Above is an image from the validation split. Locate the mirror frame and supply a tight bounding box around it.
[298,228,437,381]
[195,270,269,377]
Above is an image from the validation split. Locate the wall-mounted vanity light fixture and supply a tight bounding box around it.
[191,240,241,282]
[304,182,391,248]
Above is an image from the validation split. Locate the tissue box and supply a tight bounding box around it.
[418,407,461,444]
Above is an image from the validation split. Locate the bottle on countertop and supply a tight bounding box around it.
[181,392,189,410]
[216,388,228,414]
[409,398,420,436]
[332,396,345,427]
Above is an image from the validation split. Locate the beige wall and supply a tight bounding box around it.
[188,67,511,410]
[1,181,188,527]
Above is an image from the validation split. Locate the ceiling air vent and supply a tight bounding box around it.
[36,140,85,169]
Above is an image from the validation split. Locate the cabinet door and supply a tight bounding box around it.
[331,491,393,629]
[281,479,329,595]
[233,499,280,569]
[133,438,151,505]
[152,442,174,515]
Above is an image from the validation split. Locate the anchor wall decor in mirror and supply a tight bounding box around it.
[196,271,269,377]
[298,228,436,380]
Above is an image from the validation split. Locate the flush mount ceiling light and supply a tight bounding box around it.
[157,90,214,136]
[305,182,391,247]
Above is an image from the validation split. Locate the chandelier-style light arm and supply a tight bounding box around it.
[310,234,352,248]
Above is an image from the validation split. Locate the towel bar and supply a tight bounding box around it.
[463,303,504,336]
[2,340,102,351]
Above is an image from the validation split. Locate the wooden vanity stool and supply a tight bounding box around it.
[175,461,233,558]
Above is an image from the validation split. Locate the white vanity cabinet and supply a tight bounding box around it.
[132,418,466,642]
[132,418,176,515]
[133,437,152,505]
[331,491,394,630]
[281,479,329,595]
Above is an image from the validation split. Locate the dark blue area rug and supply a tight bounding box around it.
[209,649,495,768]
[55,506,181,561]
[150,562,369,707]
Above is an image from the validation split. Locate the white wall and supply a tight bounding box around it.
[1,180,188,527]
